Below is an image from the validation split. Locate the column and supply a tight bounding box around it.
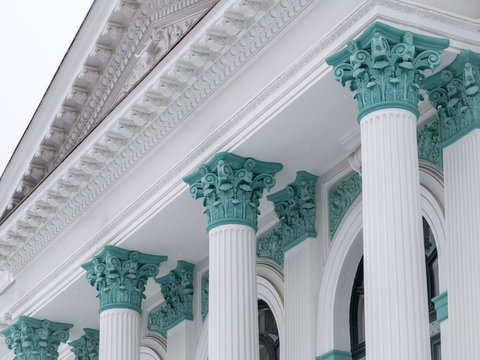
[184,152,283,360]
[147,260,195,360]
[267,171,318,359]
[423,50,480,358]
[326,22,449,360]
[1,316,72,359]
[69,328,100,360]
[82,245,167,360]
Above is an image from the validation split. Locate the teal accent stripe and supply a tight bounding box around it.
[440,125,480,149]
[316,350,352,360]
[99,303,142,314]
[432,291,448,322]
[357,101,419,123]
[207,218,257,233]
[282,232,317,252]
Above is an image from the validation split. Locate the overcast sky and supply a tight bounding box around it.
[0,1,94,179]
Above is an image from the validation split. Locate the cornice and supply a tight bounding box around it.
[3,0,480,324]
[1,0,215,222]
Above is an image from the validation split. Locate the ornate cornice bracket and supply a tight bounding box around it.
[183,152,283,232]
[69,328,99,360]
[147,261,195,338]
[1,316,73,360]
[327,22,449,121]
[266,171,318,252]
[422,50,480,148]
[82,245,167,314]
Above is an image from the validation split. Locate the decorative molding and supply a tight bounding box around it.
[68,328,100,360]
[432,291,448,322]
[201,271,209,322]
[147,261,195,338]
[267,171,318,251]
[0,316,72,360]
[417,116,443,170]
[328,171,362,240]
[257,224,284,269]
[326,21,449,121]
[4,0,480,321]
[422,50,480,148]
[82,245,167,313]
[183,152,283,232]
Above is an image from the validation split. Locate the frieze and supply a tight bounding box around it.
[147,261,195,338]
[256,224,284,268]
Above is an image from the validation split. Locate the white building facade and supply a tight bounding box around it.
[0,0,479,359]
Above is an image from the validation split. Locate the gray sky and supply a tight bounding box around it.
[0,1,94,177]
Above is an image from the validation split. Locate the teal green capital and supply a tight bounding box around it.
[432,291,448,323]
[82,245,168,314]
[422,50,480,148]
[201,272,209,322]
[326,22,449,122]
[183,152,283,232]
[1,316,73,360]
[257,224,284,268]
[69,328,99,360]
[148,261,195,338]
[267,171,318,251]
[316,350,352,360]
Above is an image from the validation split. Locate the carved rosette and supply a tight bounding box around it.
[422,50,480,148]
[328,171,362,240]
[326,22,449,121]
[82,245,168,313]
[183,152,283,232]
[256,224,284,268]
[201,272,209,322]
[68,328,99,360]
[147,261,195,338]
[267,171,318,251]
[1,316,73,360]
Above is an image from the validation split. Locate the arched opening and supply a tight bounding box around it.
[259,299,280,360]
[349,217,441,360]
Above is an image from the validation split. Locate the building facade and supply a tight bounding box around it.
[0,0,479,359]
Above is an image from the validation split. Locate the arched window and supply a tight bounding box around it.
[258,299,280,360]
[350,218,441,360]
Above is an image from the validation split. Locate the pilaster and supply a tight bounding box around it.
[423,50,480,358]
[327,22,448,360]
[1,316,73,360]
[69,328,99,360]
[184,152,282,360]
[266,171,318,359]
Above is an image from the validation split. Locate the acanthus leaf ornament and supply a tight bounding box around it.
[256,224,284,268]
[82,245,167,313]
[1,316,73,360]
[422,50,480,148]
[266,171,318,252]
[68,328,99,360]
[326,22,449,121]
[201,272,209,322]
[147,261,195,338]
[183,152,283,232]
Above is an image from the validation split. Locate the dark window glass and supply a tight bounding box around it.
[258,299,280,360]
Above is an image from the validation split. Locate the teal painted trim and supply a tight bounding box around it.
[282,232,317,252]
[357,101,419,123]
[201,272,209,322]
[328,172,362,240]
[432,291,448,322]
[99,303,142,314]
[440,124,480,149]
[207,218,257,233]
[257,224,284,268]
[316,350,353,360]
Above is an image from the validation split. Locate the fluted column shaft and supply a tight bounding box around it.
[208,224,260,360]
[167,320,195,360]
[360,108,431,360]
[444,129,480,357]
[99,308,140,360]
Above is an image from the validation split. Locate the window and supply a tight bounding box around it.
[350,218,441,359]
[258,299,280,360]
